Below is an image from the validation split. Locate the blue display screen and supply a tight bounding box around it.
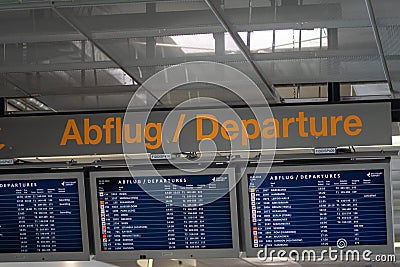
[248,169,387,248]
[96,174,233,251]
[0,178,83,253]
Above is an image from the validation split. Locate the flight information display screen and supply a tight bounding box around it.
[248,169,388,248]
[0,178,83,253]
[96,174,233,251]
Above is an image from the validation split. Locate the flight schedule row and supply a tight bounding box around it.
[248,169,388,248]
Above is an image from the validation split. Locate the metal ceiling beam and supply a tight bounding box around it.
[1,74,31,97]
[0,48,380,73]
[0,61,117,73]
[1,74,57,112]
[32,85,140,97]
[2,3,400,44]
[3,20,390,44]
[0,0,171,11]
[365,0,395,96]
[0,4,348,44]
[51,6,164,105]
[51,7,141,84]
[204,0,280,102]
[1,64,386,98]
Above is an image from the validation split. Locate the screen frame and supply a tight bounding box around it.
[90,168,240,261]
[240,161,394,257]
[0,172,90,262]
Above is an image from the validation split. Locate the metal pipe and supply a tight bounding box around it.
[23,98,53,111]
[204,0,280,102]
[7,99,33,111]
[0,0,155,11]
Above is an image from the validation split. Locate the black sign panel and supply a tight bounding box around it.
[0,102,392,158]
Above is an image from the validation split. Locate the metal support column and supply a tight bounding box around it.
[0,98,6,116]
[213,32,225,56]
[327,28,338,49]
[328,82,340,102]
[145,3,157,81]
[365,0,395,96]
[146,38,156,59]
[146,3,156,60]
[327,28,340,103]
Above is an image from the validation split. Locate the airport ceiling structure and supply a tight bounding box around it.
[0,0,398,112]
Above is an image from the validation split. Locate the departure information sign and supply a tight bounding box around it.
[96,174,233,251]
[248,169,387,248]
[0,178,83,253]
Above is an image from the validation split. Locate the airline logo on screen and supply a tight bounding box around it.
[367,171,383,178]
[61,180,77,187]
[58,112,363,150]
